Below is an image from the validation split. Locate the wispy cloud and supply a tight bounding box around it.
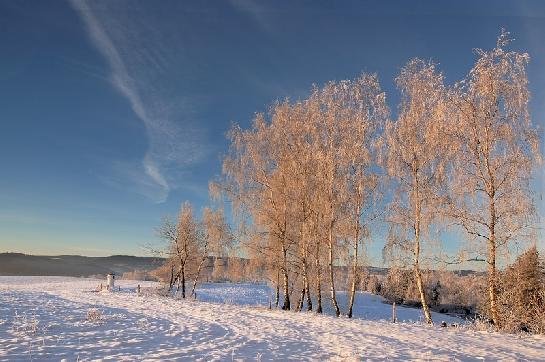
[70,0,209,203]
[229,0,276,35]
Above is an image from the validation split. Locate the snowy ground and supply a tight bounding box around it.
[1,277,544,361]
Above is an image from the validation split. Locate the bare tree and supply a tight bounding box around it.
[342,75,387,318]
[190,207,232,298]
[158,202,200,299]
[156,217,179,291]
[448,30,541,328]
[222,107,296,310]
[382,58,449,324]
[310,207,325,313]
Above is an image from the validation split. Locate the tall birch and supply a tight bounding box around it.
[448,31,541,328]
[382,59,449,324]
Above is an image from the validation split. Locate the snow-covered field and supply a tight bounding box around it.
[1,277,544,361]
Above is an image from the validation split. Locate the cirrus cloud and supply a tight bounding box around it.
[70,0,210,203]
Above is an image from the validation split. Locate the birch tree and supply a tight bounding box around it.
[289,103,316,312]
[309,203,326,313]
[316,82,345,317]
[190,207,232,298]
[342,75,387,318]
[448,31,541,328]
[222,106,296,310]
[382,59,449,324]
[158,202,200,299]
[305,74,387,317]
[156,217,178,291]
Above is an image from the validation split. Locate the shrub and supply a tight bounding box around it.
[86,308,104,323]
[494,247,545,334]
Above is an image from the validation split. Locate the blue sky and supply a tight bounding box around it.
[0,0,544,258]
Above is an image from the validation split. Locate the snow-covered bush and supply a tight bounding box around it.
[86,308,104,323]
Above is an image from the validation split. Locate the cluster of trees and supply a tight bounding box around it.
[366,246,545,334]
[211,31,540,328]
[156,32,541,333]
[153,255,258,284]
[157,203,233,299]
[219,72,386,317]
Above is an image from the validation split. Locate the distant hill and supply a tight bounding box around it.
[0,253,165,277]
[0,252,477,279]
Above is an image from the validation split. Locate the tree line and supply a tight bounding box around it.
[159,31,541,331]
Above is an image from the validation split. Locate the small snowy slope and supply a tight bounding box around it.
[1,277,544,361]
